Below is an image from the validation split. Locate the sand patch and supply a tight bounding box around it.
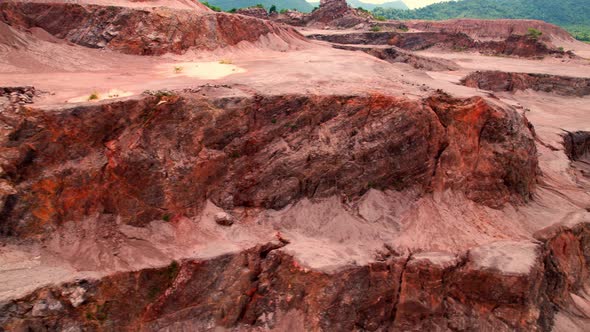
[159,61,246,79]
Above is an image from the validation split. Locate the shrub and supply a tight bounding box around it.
[526,28,543,40]
[201,1,221,12]
[269,5,277,14]
[88,92,99,101]
[173,66,183,74]
[370,26,382,32]
[374,15,387,21]
[228,8,237,13]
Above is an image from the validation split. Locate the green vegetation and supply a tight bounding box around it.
[88,92,99,101]
[269,4,277,13]
[201,1,222,11]
[162,214,171,222]
[372,0,590,42]
[526,28,542,40]
[370,25,382,32]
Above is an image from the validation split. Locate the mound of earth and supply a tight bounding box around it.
[272,0,374,29]
[308,30,566,58]
[405,19,576,45]
[2,0,590,331]
[461,71,590,96]
[0,1,305,55]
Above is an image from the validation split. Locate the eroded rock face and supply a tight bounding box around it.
[333,44,460,71]
[0,2,304,55]
[462,71,590,97]
[309,31,562,57]
[405,18,575,44]
[0,91,537,237]
[2,223,589,331]
[272,0,373,29]
[236,7,268,20]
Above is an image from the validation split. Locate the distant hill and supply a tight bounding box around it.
[205,0,314,12]
[307,0,408,11]
[372,0,590,41]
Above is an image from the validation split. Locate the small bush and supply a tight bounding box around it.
[526,28,543,40]
[557,46,564,52]
[202,2,221,12]
[88,92,99,101]
[162,214,170,222]
[219,59,233,64]
[370,26,382,32]
[228,8,237,13]
[280,8,288,14]
[269,5,277,14]
[173,66,183,74]
[374,15,387,21]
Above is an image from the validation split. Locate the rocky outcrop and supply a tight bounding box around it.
[236,7,268,20]
[462,71,590,97]
[2,222,589,331]
[271,0,374,29]
[309,31,563,57]
[0,90,537,237]
[405,18,576,44]
[333,44,460,71]
[0,2,304,55]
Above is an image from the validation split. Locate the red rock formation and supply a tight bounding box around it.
[405,18,575,44]
[0,91,537,237]
[462,71,590,97]
[309,30,563,57]
[0,2,304,55]
[333,44,460,71]
[2,222,589,331]
[236,7,268,20]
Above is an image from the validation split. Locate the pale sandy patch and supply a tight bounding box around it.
[159,61,246,79]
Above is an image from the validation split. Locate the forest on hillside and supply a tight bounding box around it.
[372,0,590,41]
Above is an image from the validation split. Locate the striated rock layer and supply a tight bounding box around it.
[0,1,305,55]
[1,221,589,331]
[0,91,537,238]
[462,71,590,97]
[308,31,563,58]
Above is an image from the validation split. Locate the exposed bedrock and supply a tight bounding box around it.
[404,19,576,44]
[462,71,590,97]
[0,91,537,237]
[1,222,589,331]
[0,2,304,55]
[308,31,562,58]
[333,44,460,71]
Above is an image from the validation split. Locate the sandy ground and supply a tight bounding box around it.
[1,22,590,305]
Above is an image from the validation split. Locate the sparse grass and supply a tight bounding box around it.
[173,66,184,74]
[219,59,233,65]
[374,15,387,21]
[557,46,565,52]
[88,92,99,101]
[370,26,382,32]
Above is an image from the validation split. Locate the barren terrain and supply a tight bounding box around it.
[1,0,590,331]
